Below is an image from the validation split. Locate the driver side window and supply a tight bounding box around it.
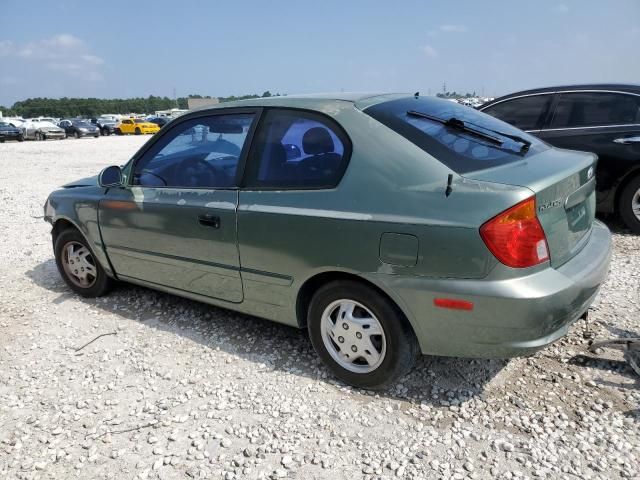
[132,113,255,189]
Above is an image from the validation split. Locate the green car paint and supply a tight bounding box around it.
[44,93,612,358]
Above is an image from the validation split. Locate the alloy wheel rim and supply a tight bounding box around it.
[320,299,386,374]
[632,187,640,221]
[61,241,97,288]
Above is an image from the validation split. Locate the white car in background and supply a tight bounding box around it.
[23,120,66,141]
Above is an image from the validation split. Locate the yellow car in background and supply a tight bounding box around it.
[115,118,160,135]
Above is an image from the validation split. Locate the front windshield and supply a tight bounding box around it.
[72,120,91,127]
[365,96,549,174]
[38,122,59,128]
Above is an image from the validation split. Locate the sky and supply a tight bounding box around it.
[0,0,639,106]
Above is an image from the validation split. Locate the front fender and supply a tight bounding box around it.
[44,187,115,277]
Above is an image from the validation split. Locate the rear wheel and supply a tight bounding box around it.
[35,132,42,141]
[619,175,640,233]
[308,280,419,389]
[74,131,80,139]
[115,128,122,135]
[135,127,141,135]
[18,135,23,142]
[54,229,113,297]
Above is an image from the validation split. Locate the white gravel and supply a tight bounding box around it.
[0,136,638,480]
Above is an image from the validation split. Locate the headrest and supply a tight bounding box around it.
[302,127,334,155]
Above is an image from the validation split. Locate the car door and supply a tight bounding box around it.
[120,119,133,134]
[536,91,640,199]
[99,109,259,303]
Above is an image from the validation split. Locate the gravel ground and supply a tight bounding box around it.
[0,136,638,480]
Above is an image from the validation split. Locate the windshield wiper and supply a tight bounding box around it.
[461,118,532,153]
[407,110,502,145]
[406,110,531,153]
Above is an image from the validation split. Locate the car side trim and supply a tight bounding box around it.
[527,123,640,133]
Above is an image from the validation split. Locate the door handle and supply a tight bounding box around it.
[613,136,640,145]
[198,214,220,228]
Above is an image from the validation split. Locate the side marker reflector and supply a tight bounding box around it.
[434,298,474,311]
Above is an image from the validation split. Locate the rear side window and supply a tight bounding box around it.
[365,97,549,174]
[482,94,551,130]
[550,92,640,128]
[243,109,350,189]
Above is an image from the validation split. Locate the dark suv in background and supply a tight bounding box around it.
[480,84,640,232]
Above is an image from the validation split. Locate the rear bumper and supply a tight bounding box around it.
[367,220,612,358]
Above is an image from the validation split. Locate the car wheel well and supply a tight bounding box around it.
[51,219,79,244]
[296,271,410,330]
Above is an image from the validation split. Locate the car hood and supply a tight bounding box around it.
[62,175,99,188]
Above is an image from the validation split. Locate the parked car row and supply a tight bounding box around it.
[0,115,165,142]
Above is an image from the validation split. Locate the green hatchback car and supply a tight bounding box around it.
[44,93,612,389]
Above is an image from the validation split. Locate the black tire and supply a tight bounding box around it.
[94,134,99,138]
[54,228,113,297]
[74,131,80,139]
[618,175,640,233]
[35,132,41,141]
[115,128,122,135]
[0,138,4,143]
[18,135,23,142]
[307,280,419,389]
[135,127,141,135]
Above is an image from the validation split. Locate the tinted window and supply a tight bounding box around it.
[366,97,549,174]
[132,113,255,189]
[482,94,551,130]
[244,109,349,189]
[550,92,640,128]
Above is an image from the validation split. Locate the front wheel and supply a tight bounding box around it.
[18,135,23,142]
[308,280,419,389]
[35,132,42,141]
[115,128,122,135]
[135,127,141,135]
[619,175,640,233]
[54,229,113,297]
[74,131,80,139]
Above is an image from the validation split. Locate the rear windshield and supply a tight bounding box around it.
[364,97,549,173]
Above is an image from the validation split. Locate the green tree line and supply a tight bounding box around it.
[0,91,278,118]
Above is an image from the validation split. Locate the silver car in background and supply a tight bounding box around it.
[23,121,66,141]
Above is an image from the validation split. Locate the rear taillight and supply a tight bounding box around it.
[480,197,549,268]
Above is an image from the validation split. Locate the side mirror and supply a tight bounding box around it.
[99,165,123,187]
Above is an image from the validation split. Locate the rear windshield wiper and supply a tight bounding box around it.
[406,110,531,153]
[462,118,532,153]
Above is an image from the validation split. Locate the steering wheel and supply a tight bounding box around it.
[138,169,168,186]
[178,157,220,187]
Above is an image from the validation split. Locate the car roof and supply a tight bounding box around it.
[190,92,410,113]
[484,83,640,105]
